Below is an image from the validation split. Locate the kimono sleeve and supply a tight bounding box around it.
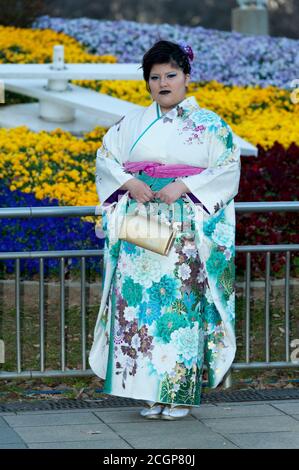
[179,120,241,215]
[95,118,135,204]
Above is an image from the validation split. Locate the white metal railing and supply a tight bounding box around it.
[0,201,298,384]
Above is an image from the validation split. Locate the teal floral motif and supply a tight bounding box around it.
[91,96,239,403]
[109,240,121,258]
[121,277,143,307]
[220,120,233,147]
[212,221,235,247]
[210,118,231,146]
[182,291,200,324]
[203,212,222,237]
[102,213,108,233]
[148,275,181,306]
[170,325,199,369]
[192,109,221,126]
[183,291,196,312]
[156,313,188,343]
[202,298,220,325]
[216,148,233,166]
[122,240,139,255]
[139,301,161,326]
[206,249,226,277]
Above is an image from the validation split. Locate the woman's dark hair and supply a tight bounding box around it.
[141,40,191,93]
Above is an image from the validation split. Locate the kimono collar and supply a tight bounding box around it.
[129,96,200,155]
[155,95,199,120]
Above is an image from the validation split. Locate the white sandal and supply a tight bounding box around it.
[161,405,191,420]
[140,401,164,419]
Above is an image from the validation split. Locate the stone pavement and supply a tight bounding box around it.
[0,399,299,449]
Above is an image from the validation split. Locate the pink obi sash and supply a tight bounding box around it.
[123,160,205,178]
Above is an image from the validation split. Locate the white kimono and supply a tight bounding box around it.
[89,96,241,405]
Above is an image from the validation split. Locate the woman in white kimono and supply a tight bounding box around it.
[89,40,241,420]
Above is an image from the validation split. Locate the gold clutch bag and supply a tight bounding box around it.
[119,206,177,256]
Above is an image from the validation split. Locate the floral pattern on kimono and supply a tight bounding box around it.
[89,95,241,401]
[99,191,210,405]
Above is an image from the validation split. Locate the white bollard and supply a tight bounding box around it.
[39,100,75,123]
[52,45,65,70]
[232,1,269,36]
[47,45,69,92]
[40,45,75,122]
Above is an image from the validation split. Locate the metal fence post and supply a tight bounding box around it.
[222,369,233,389]
[0,202,298,380]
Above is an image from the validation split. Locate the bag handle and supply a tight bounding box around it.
[130,199,181,231]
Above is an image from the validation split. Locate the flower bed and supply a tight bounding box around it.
[235,143,299,277]
[0,25,116,64]
[0,126,103,206]
[34,16,299,89]
[74,80,299,150]
[1,25,298,150]
[0,21,298,278]
[0,138,299,277]
[0,181,103,277]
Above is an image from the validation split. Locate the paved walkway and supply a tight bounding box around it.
[0,399,299,449]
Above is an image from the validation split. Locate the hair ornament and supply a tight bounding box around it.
[178,42,194,62]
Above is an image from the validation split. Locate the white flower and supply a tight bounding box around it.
[205,287,214,304]
[170,324,199,367]
[224,248,232,260]
[182,242,198,259]
[123,306,139,322]
[118,252,134,275]
[159,248,180,277]
[131,333,141,351]
[226,293,235,322]
[178,263,191,280]
[131,253,162,288]
[150,341,178,377]
[197,267,206,284]
[212,222,235,247]
[124,356,135,370]
[199,237,211,262]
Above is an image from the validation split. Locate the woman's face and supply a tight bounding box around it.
[148,62,190,113]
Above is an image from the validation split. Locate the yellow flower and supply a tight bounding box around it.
[0,25,117,64]
[74,79,299,149]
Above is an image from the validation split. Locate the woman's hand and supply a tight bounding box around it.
[121,178,155,203]
[154,181,189,204]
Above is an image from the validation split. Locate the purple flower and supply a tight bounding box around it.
[34,16,299,89]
